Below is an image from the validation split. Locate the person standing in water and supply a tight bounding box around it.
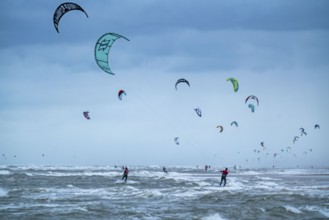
[122,167,129,182]
[220,168,229,186]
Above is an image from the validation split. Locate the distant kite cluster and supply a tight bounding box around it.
[251,124,320,166]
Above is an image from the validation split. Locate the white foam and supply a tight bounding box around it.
[304,206,329,217]
[257,176,281,181]
[4,165,117,173]
[197,181,212,187]
[202,213,227,220]
[23,171,120,177]
[139,189,163,198]
[0,170,11,175]
[274,169,329,175]
[168,187,210,198]
[239,171,263,175]
[284,205,302,214]
[319,209,329,217]
[0,202,88,213]
[0,188,8,197]
[249,180,284,192]
[164,179,245,199]
[22,187,114,201]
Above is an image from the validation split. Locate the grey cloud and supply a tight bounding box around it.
[1,0,329,48]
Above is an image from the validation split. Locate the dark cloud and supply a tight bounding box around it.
[1,0,329,48]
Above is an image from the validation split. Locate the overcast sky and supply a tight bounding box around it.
[1,0,328,168]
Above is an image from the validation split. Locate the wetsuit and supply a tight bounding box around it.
[122,168,129,182]
[220,169,228,186]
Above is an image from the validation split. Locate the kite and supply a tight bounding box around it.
[260,142,265,148]
[194,108,202,117]
[245,95,259,106]
[248,104,255,113]
[174,137,180,145]
[301,131,307,136]
[118,89,126,100]
[83,111,90,120]
[216,125,224,133]
[226,78,239,92]
[53,2,88,33]
[314,124,320,129]
[95,33,129,75]
[175,78,190,90]
[231,121,238,127]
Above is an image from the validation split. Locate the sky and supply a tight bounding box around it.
[0,0,328,167]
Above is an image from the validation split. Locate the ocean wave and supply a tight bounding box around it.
[0,202,88,213]
[202,213,227,220]
[273,168,329,175]
[20,187,99,200]
[1,166,328,219]
[0,188,8,197]
[254,181,281,190]
[256,176,282,181]
[2,165,117,172]
[20,171,121,177]
[238,170,263,175]
[0,170,11,175]
[284,205,303,214]
[303,206,329,218]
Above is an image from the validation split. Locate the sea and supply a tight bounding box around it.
[0,165,328,220]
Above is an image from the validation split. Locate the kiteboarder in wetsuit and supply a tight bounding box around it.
[220,168,229,186]
[163,166,168,174]
[122,167,129,182]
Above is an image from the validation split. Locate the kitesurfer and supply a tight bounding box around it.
[219,168,229,186]
[163,166,168,174]
[122,167,129,182]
